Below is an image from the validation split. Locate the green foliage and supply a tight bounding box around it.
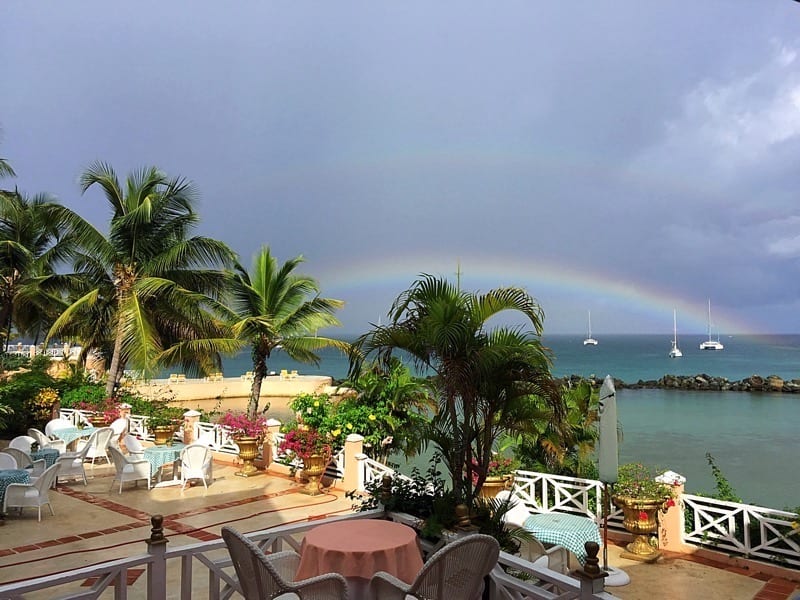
[0,369,59,435]
[0,352,28,373]
[613,463,674,500]
[705,453,741,503]
[61,383,106,408]
[472,495,533,554]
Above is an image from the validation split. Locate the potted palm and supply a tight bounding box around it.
[217,411,267,477]
[476,456,518,498]
[611,463,677,561]
[279,427,332,496]
[147,407,184,446]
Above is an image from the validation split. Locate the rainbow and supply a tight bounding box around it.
[318,253,760,335]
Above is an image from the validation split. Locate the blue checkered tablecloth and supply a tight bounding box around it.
[523,513,602,564]
[0,469,30,510]
[31,448,59,468]
[50,426,97,445]
[144,444,185,479]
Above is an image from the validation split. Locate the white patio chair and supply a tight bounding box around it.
[180,444,213,490]
[3,463,61,521]
[0,452,18,470]
[9,435,36,453]
[54,431,96,485]
[45,418,73,437]
[77,426,114,466]
[108,446,151,494]
[27,428,67,454]
[122,434,145,458]
[369,534,500,600]
[221,526,348,600]
[495,490,570,573]
[0,448,46,480]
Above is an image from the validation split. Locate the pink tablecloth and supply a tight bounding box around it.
[295,520,423,584]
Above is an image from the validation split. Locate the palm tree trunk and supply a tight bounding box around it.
[248,351,268,419]
[105,323,125,397]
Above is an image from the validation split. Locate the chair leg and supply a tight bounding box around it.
[48,503,54,517]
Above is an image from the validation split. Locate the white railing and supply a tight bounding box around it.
[5,344,81,359]
[356,453,407,491]
[0,511,615,600]
[683,493,800,568]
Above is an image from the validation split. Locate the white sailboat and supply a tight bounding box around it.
[583,310,598,346]
[699,299,724,350]
[669,309,682,358]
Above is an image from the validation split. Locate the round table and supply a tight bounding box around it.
[31,448,60,468]
[50,426,96,446]
[143,444,185,481]
[523,512,602,565]
[296,519,423,599]
[0,469,31,515]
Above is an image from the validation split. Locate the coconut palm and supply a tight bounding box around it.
[350,274,563,504]
[0,191,84,347]
[220,246,347,418]
[48,162,237,396]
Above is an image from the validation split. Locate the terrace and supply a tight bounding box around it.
[0,411,798,599]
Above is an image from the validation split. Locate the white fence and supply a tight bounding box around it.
[0,511,617,600]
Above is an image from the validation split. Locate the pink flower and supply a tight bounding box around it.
[217,411,267,438]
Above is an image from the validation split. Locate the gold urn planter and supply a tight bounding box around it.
[152,425,175,446]
[300,453,327,496]
[613,495,665,562]
[234,436,261,477]
[478,474,515,498]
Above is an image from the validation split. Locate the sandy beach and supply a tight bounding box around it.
[132,374,347,421]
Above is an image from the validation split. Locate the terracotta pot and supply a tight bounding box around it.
[235,436,261,477]
[479,474,515,498]
[612,495,665,560]
[300,453,327,496]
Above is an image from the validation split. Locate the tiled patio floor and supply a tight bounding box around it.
[0,456,797,599]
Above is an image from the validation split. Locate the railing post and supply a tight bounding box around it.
[183,410,201,445]
[342,434,364,491]
[266,419,282,462]
[656,471,688,552]
[146,515,168,599]
[572,541,607,598]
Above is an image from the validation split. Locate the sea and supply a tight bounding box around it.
[220,334,800,510]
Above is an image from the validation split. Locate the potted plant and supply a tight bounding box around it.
[279,427,332,495]
[217,411,267,477]
[611,463,677,561]
[476,455,518,498]
[147,406,184,446]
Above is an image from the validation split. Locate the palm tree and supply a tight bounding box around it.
[350,274,563,504]
[220,246,348,418]
[48,162,237,396]
[0,191,83,347]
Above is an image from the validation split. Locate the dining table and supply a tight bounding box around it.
[31,448,60,468]
[143,443,185,483]
[522,512,603,565]
[50,426,97,446]
[0,469,30,518]
[295,519,424,600]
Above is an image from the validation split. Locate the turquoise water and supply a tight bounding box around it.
[219,335,800,509]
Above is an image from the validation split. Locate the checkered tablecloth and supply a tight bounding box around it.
[31,448,59,468]
[51,426,96,445]
[0,469,30,510]
[523,512,602,564]
[144,444,185,479]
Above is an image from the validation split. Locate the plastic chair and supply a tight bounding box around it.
[221,526,348,600]
[180,444,213,490]
[28,428,67,454]
[54,431,96,485]
[0,452,18,470]
[9,435,36,453]
[369,534,500,600]
[108,446,151,494]
[495,490,570,573]
[45,418,73,437]
[122,434,145,458]
[3,463,61,521]
[77,427,114,466]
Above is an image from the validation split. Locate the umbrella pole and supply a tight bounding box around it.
[603,482,610,571]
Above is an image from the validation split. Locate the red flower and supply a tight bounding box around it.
[665,498,676,508]
[638,511,649,521]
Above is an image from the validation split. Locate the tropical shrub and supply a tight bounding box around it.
[0,368,59,435]
[217,410,267,438]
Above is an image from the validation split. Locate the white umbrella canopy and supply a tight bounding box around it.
[597,375,618,485]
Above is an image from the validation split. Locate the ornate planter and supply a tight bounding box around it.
[152,425,175,446]
[479,474,514,498]
[234,436,261,477]
[612,495,664,561]
[300,453,327,496]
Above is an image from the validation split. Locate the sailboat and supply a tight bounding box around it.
[583,310,598,346]
[669,309,682,358]
[699,299,724,350]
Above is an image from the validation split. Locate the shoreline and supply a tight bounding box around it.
[569,373,800,393]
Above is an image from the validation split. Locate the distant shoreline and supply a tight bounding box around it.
[568,373,800,393]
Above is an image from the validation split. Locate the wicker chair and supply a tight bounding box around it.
[221,526,348,600]
[0,447,46,480]
[3,463,61,521]
[369,533,499,600]
[108,446,151,494]
[27,428,67,454]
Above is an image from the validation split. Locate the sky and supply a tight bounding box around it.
[3,2,800,336]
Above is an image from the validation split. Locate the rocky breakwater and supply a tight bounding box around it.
[560,373,800,393]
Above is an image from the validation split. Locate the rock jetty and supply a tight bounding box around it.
[560,373,800,393]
